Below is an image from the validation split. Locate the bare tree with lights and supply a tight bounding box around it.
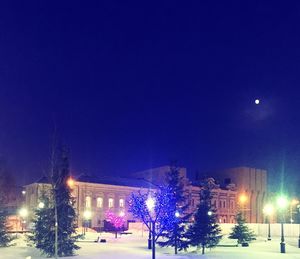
[129,186,176,259]
[105,210,126,238]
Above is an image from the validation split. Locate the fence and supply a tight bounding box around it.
[129,222,300,238]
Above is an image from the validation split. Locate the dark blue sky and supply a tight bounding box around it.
[0,1,300,191]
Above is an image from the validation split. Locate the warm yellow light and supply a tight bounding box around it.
[19,207,28,218]
[291,199,299,206]
[83,210,92,220]
[239,194,247,204]
[263,204,274,216]
[67,177,75,188]
[119,211,125,217]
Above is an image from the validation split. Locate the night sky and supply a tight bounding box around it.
[1,2,300,192]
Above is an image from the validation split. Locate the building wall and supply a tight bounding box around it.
[189,185,236,223]
[211,167,267,223]
[25,178,237,228]
[25,182,143,229]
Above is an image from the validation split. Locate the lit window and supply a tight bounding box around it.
[85,196,91,208]
[108,198,114,208]
[97,197,103,208]
[119,198,124,208]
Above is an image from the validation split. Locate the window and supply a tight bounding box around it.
[97,197,103,208]
[119,198,124,208]
[85,196,91,208]
[223,201,226,208]
[108,198,114,208]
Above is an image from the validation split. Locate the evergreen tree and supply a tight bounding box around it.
[0,159,14,247]
[0,203,14,247]
[157,165,190,254]
[187,178,222,254]
[229,212,256,245]
[29,146,80,257]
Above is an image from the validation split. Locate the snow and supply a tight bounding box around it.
[1,232,300,259]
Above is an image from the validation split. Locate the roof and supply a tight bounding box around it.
[76,174,156,189]
[31,174,156,189]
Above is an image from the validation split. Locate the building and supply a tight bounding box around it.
[209,167,267,223]
[24,166,238,229]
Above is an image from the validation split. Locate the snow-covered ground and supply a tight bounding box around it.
[2,232,300,259]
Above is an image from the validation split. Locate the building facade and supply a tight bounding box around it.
[24,167,239,229]
[210,167,267,223]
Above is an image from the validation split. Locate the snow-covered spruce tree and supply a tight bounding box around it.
[157,165,190,254]
[0,202,14,247]
[229,212,255,245]
[29,146,79,257]
[187,178,222,254]
[0,160,14,247]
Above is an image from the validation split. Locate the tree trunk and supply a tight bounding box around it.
[202,245,205,255]
[54,192,58,259]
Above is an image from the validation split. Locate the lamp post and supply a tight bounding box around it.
[263,204,274,241]
[290,199,299,224]
[146,197,156,259]
[83,210,92,236]
[297,204,300,248]
[19,207,28,232]
[276,196,288,253]
[239,194,247,220]
[174,211,180,255]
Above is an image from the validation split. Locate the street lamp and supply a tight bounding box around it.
[174,211,180,254]
[239,194,247,220]
[38,202,45,209]
[19,207,28,232]
[263,204,274,241]
[83,210,92,235]
[67,177,75,189]
[276,196,288,253]
[146,197,156,259]
[297,204,300,248]
[290,199,299,224]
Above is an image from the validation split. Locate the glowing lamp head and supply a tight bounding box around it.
[38,202,45,209]
[207,211,213,216]
[19,207,28,218]
[255,99,260,105]
[67,177,75,189]
[119,211,125,217]
[146,197,155,211]
[175,211,180,218]
[83,210,92,220]
[263,204,274,216]
[276,196,288,210]
[239,194,247,204]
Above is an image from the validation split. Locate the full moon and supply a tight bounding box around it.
[255,99,260,105]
